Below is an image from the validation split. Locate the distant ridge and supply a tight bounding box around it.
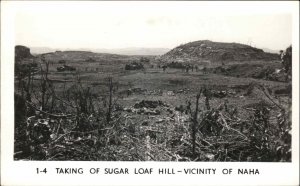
[262,48,279,54]
[30,47,170,56]
[94,47,170,56]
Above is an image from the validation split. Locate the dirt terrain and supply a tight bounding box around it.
[14,43,292,161]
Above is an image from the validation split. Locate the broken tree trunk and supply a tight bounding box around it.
[192,93,201,158]
[106,77,113,125]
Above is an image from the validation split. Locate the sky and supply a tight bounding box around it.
[13,1,295,51]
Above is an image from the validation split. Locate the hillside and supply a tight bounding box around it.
[36,50,153,63]
[160,40,279,64]
[40,51,126,61]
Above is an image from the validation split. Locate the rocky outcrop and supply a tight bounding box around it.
[15,45,33,63]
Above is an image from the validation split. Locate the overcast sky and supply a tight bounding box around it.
[13,1,295,51]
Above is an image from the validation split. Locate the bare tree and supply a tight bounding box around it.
[191,92,201,158]
[40,58,50,110]
[106,77,113,125]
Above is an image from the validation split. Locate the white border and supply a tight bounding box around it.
[1,1,299,186]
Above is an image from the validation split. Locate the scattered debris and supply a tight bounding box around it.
[125,62,144,70]
[57,64,76,72]
[166,91,175,96]
[134,100,166,109]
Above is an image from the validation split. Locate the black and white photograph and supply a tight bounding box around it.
[12,2,294,162]
[1,1,299,185]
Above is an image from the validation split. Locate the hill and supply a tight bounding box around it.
[160,40,279,64]
[35,50,155,63]
[15,45,34,63]
[40,51,127,61]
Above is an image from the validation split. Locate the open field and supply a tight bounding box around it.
[27,59,289,118]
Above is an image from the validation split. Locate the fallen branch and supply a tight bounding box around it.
[227,127,248,140]
[53,95,78,109]
[98,124,115,131]
[219,113,229,130]
[26,101,73,118]
[145,152,155,161]
[260,85,284,110]
[47,153,63,160]
[50,131,73,144]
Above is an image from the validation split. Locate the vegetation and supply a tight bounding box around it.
[14,45,292,161]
